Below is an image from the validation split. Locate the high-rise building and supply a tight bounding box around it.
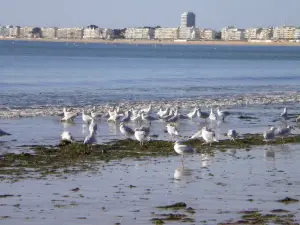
[180,12,196,28]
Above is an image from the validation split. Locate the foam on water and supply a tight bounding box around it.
[1,92,300,119]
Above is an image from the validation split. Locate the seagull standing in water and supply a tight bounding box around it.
[187,107,198,119]
[280,107,288,120]
[119,122,135,138]
[61,131,74,143]
[209,109,217,121]
[134,129,150,146]
[166,124,179,139]
[202,127,218,146]
[89,119,98,134]
[61,108,78,122]
[275,126,294,142]
[217,108,230,121]
[296,116,300,123]
[227,129,238,141]
[174,141,196,167]
[263,127,276,144]
[0,129,11,136]
[82,109,93,124]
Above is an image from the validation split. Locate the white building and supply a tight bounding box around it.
[179,27,200,40]
[83,27,102,39]
[19,26,34,38]
[273,26,296,40]
[245,28,262,40]
[125,28,155,39]
[102,29,113,39]
[9,26,20,37]
[41,27,57,39]
[258,28,273,40]
[57,28,83,39]
[200,29,216,40]
[221,26,245,41]
[295,28,300,40]
[155,28,179,40]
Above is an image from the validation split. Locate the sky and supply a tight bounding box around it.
[0,0,299,30]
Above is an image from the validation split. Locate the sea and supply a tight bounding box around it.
[0,40,300,147]
[1,40,300,225]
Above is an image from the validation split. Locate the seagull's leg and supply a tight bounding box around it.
[181,155,184,168]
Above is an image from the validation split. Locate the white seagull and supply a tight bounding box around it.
[187,107,198,119]
[61,108,78,122]
[61,131,74,142]
[201,127,218,146]
[209,108,217,121]
[263,127,276,143]
[0,129,11,136]
[166,124,179,139]
[296,116,300,123]
[89,119,98,134]
[217,108,230,121]
[140,104,152,114]
[227,129,238,141]
[280,107,288,119]
[134,129,150,146]
[82,109,93,123]
[174,141,196,167]
[120,122,135,138]
[190,129,202,140]
[275,126,294,141]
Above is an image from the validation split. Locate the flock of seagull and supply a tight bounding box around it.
[1,105,300,164]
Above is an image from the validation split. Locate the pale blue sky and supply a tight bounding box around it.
[0,0,299,29]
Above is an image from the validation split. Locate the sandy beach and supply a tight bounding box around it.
[1,37,300,46]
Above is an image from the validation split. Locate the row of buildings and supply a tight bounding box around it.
[0,12,300,41]
[221,26,300,41]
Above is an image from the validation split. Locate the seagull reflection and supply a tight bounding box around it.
[201,153,213,167]
[107,121,118,136]
[82,123,89,134]
[174,167,193,181]
[61,120,76,129]
[264,149,275,161]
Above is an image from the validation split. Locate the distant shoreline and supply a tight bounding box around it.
[1,37,300,46]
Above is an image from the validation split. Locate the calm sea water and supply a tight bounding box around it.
[1,40,300,109]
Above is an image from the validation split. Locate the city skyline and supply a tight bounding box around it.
[0,0,299,29]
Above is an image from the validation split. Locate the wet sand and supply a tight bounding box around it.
[1,145,300,224]
[1,37,300,46]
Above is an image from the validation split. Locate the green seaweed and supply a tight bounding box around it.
[156,202,187,210]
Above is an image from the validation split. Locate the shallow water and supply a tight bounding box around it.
[2,144,300,224]
[1,103,300,153]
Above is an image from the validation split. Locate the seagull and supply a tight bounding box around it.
[61,108,78,122]
[120,122,135,138]
[82,109,93,123]
[120,111,132,123]
[217,108,230,121]
[166,124,179,139]
[274,126,294,142]
[107,110,123,123]
[280,107,288,119]
[90,106,102,119]
[61,131,74,142]
[296,116,300,123]
[0,129,11,136]
[141,112,157,123]
[197,108,209,120]
[135,125,150,136]
[84,130,97,149]
[201,127,218,146]
[187,107,198,119]
[174,141,196,167]
[190,130,202,140]
[209,108,217,121]
[167,110,179,123]
[227,129,238,141]
[89,119,98,134]
[157,107,170,118]
[263,127,276,143]
[134,129,150,146]
[140,104,152,114]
